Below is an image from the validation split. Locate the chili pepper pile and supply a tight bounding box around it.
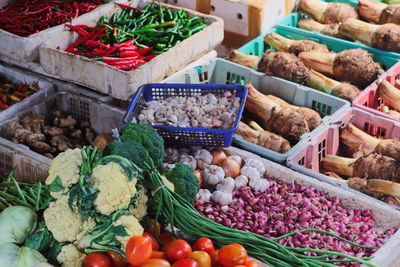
[0,77,40,110]
[0,0,104,37]
[64,2,208,71]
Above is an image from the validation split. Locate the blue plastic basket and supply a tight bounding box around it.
[122,83,248,147]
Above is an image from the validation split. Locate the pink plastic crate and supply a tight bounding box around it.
[287,107,400,209]
[353,62,400,121]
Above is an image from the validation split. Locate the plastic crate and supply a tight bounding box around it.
[122,83,248,147]
[0,85,125,183]
[238,24,399,75]
[162,58,350,163]
[287,107,400,209]
[275,11,400,60]
[353,62,400,123]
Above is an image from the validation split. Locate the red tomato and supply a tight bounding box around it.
[165,239,192,262]
[125,236,152,266]
[151,251,166,259]
[218,244,248,267]
[140,258,171,267]
[193,237,215,254]
[160,233,176,250]
[145,219,161,237]
[106,251,125,267]
[172,259,200,267]
[84,252,112,267]
[143,232,160,251]
[245,260,261,267]
[210,250,220,267]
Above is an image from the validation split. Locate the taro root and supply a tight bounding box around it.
[235,122,291,153]
[298,49,383,88]
[339,19,400,52]
[322,154,400,182]
[306,70,361,101]
[264,33,329,56]
[298,0,358,24]
[341,123,400,159]
[267,94,321,131]
[298,19,341,37]
[358,0,400,24]
[244,83,310,143]
[228,50,260,70]
[378,79,400,112]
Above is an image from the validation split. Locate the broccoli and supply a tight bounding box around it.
[120,123,165,169]
[103,140,151,170]
[165,163,199,204]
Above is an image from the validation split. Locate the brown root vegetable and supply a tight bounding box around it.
[298,0,358,24]
[50,135,72,152]
[298,19,341,37]
[71,129,82,138]
[378,79,400,112]
[92,134,113,152]
[236,122,291,153]
[79,121,91,129]
[228,50,260,70]
[44,153,54,159]
[341,123,400,159]
[258,50,310,85]
[245,83,310,143]
[9,122,45,144]
[358,0,400,24]
[298,49,383,88]
[264,33,329,56]
[267,95,321,131]
[339,19,400,52]
[43,126,63,136]
[30,141,52,154]
[84,128,95,143]
[307,70,361,101]
[322,154,400,182]
[58,115,77,128]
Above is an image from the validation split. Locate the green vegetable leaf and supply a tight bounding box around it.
[48,176,63,193]
[110,225,128,237]
[24,222,53,252]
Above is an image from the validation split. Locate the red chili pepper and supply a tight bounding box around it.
[137,47,153,55]
[65,24,89,36]
[102,56,139,63]
[65,27,105,52]
[85,40,110,49]
[119,51,140,58]
[141,55,157,61]
[117,3,141,11]
[113,60,145,71]
[118,45,138,52]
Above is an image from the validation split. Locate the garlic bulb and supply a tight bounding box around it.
[211,190,233,206]
[229,155,242,166]
[203,165,225,185]
[179,154,197,169]
[216,177,235,192]
[196,189,212,202]
[244,158,265,175]
[241,166,261,180]
[249,179,270,193]
[234,175,248,189]
[165,147,179,163]
[195,149,213,170]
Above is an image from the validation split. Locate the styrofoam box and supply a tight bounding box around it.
[287,107,400,210]
[0,0,129,64]
[163,58,350,164]
[39,0,224,100]
[227,146,400,267]
[0,79,125,183]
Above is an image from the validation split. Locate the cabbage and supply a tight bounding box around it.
[0,206,37,244]
[0,243,49,267]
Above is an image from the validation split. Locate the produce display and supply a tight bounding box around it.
[0,0,104,37]
[8,112,96,159]
[65,3,207,71]
[0,76,40,110]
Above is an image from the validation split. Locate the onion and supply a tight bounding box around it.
[220,157,241,178]
[211,149,227,165]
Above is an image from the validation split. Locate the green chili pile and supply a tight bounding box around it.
[64,2,208,71]
[0,76,40,110]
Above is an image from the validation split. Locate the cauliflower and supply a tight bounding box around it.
[130,187,148,221]
[91,162,137,215]
[114,215,144,249]
[44,195,95,243]
[57,244,85,267]
[46,148,82,199]
[161,175,175,192]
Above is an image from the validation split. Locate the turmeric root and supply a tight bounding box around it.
[298,0,358,24]
[236,122,291,153]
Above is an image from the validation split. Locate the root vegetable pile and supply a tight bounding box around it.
[298,0,359,24]
[298,19,341,38]
[9,111,95,158]
[0,0,103,37]
[0,77,40,110]
[134,92,241,129]
[358,0,400,24]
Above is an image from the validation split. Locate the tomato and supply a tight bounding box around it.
[245,260,261,267]
[145,219,161,237]
[210,250,220,267]
[193,237,215,254]
[194,169,203,187]
[106,251,125,267]
[143,232,160,251]
[151,251,166,259]
[125,236,152,266]
[140,258,171,267]
[165,239,192,262]
[188,251,212,267]
[218,244,248,267]
[84,252,112,267]
[232,266,246,267]
[160,233,176,250]
[172,259,200,267]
